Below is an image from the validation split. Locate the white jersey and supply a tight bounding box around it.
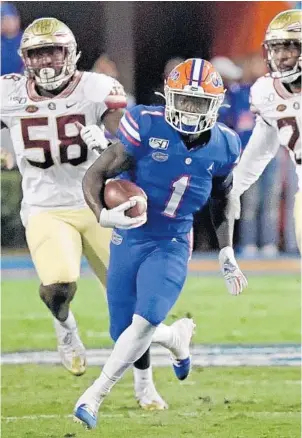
[0,71,126,225]
[233,75,302,195]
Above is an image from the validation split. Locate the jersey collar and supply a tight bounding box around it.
[26,71,83,102]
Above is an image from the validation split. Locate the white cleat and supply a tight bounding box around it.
[169,318,196,380]
[136,382,168,411]
[73,386,101,429]
[54,318,86,376]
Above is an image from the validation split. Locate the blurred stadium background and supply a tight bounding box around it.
[1,1,301,437]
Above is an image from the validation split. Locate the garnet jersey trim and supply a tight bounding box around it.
[26,71,83,102]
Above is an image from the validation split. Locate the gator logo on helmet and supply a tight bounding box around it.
[209,71,224,88]
[168,69,180,81]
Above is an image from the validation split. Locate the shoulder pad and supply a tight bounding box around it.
[250,75,274,111]
[81,72,119,103]
[217,123,241,160]
[0,74,26,104]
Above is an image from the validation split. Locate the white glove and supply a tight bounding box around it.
[219,246,248,296]
[76,122,109,151]
[99,199,147,229]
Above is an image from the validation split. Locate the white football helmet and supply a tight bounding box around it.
[19,17,80,91]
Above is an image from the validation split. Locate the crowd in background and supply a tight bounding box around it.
[0,2,299,255]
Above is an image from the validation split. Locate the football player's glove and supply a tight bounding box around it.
[76,123,109,152]
[219,246,248,296]
[99,199,147,229]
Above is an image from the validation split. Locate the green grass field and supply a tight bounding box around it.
[2,276,301,351]
[1,275,301,437]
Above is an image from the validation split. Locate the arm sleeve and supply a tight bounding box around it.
[232,115,280,197]
[116,105,146,160]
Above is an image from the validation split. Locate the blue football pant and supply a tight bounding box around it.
[107,231,190,342]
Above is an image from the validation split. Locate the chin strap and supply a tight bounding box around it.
[154,91,166,101]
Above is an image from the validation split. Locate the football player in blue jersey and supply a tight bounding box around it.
[74,58,247,429]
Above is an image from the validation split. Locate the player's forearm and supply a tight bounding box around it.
[210,196,234,249]
[82,141,134,220]
[82,161,105,219]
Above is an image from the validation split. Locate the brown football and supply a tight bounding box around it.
[104,179,147,218]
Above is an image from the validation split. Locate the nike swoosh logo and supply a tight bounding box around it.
[66,102,77,108]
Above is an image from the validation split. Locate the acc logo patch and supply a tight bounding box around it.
[26,105,39,113]
[277,104,287,112]
[152,152,169,162]
[111,230,123,245]
[149,137,169,150]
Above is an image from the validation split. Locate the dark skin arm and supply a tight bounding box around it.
[102,108,125,137]
[82,141,134,220]
[209,173,234,249]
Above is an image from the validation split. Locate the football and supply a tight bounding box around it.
[104,179,147,218]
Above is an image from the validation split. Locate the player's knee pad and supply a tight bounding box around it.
[39,282,77,322]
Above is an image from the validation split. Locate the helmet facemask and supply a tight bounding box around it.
[165,86,224,135]
[21,43,80,91]
[263,39,301,83]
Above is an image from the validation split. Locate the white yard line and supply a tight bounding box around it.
[1,345,301,367]
[2,411,300,422]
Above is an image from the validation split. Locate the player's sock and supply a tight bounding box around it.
[134,348,152,392]
[56,310,77,330]
[87,315,156,400]
[152,323,176,351]
[152,320,194,360]
[134,366,153,395]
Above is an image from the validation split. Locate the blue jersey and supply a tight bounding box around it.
[116,105,241,237]
[218,84,255,149]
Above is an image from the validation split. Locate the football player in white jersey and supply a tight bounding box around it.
[230,9,302,252]
[0,16,170,411]
[0,17,126,375]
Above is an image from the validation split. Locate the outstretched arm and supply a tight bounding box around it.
[232,116,280,197]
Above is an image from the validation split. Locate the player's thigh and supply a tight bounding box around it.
[26,212,82,285]
[136,240,190,326]
[294,190,302,253]
[106,236,139,341]
[81,216,112,289]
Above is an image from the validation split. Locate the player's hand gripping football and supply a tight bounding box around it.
[219,246,248,295]
[99,199,147,229]
[76,122,109,152]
